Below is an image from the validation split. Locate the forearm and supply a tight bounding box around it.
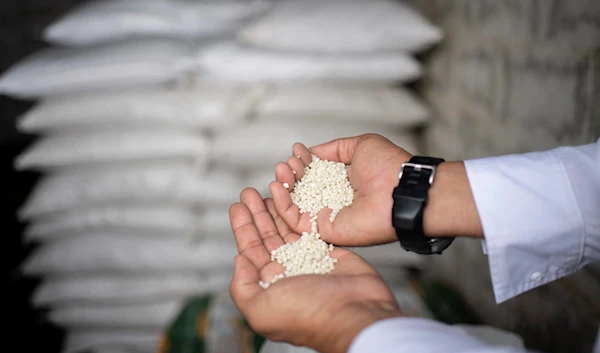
[423,161,484,238]
[420,141,600,303]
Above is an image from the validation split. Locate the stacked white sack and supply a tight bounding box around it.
[0,2,271,353]
[0,0,442,352]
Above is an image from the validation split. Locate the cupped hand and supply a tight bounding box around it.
[270,134,412,246]
[229,188,402,353]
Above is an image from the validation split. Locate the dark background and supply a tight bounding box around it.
[1,1,82,351]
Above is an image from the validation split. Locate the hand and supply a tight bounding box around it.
[229,188,402,353]
[271,134,484,247]
[271,134,411,246]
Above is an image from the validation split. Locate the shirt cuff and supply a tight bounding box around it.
[464,149,585,303]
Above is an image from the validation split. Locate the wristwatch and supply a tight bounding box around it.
[391,156,454,254]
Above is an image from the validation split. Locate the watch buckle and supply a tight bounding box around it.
[399,162,436,184]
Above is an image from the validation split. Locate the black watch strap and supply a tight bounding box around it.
[392,156,454,254]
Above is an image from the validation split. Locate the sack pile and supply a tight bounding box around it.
[0,1,442,352]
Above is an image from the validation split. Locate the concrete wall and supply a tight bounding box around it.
[407,1,600,352]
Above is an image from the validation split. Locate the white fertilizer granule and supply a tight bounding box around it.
[259,154,354,289]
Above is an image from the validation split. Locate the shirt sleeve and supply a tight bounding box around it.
[464,139,600,303]
[348,318,528,353]
[347,141,599,353]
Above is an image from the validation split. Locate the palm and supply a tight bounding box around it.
[256,271,395,344]
[272,134,412,246]
[229,188,397,347]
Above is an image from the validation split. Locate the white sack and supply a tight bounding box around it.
[19,161,242,219]
[199,42,421,82]
[34,273,231,306]
[244,168,274,198]
[198,207,235,235]
[24,204,230,241]
[17,84,262,133]
[239,0,442,54]
[45,0,272,46]
[22,233,237,275]
[63,329,160,353]
[256,83,429,127]
[87,347,144,353]
[213,121,421,168]
[86,346,148,353]
[15,127,210,171]
[0,38,196,99]
[50,299,184,329]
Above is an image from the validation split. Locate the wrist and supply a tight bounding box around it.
[314,301,403,353]
[423,161,483,238]
[384,151,414,242]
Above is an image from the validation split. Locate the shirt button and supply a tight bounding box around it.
[530,272,543,282]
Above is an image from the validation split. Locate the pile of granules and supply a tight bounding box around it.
[259,154,354,289]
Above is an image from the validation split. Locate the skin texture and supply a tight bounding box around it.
[229,134,484,352]
[229,189,402,353]
[271,134,484,246]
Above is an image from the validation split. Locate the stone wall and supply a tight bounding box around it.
[407,1,600,352]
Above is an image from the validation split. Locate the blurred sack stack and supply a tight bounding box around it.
[0,0,442,352]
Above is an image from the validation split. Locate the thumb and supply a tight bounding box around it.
[308,135,361,164]
[315,202,362,246]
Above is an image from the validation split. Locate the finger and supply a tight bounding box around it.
[240,188,285,253]
[230,255,262,313]
[270,180,305,232]
[287,155,305,181]
[229,202,271,269]
[292,142,311,166]
[308,136,361,164]
[275,162,295,192]
[265,198,300,244]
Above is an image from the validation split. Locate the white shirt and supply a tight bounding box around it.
[348,139,600,353]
